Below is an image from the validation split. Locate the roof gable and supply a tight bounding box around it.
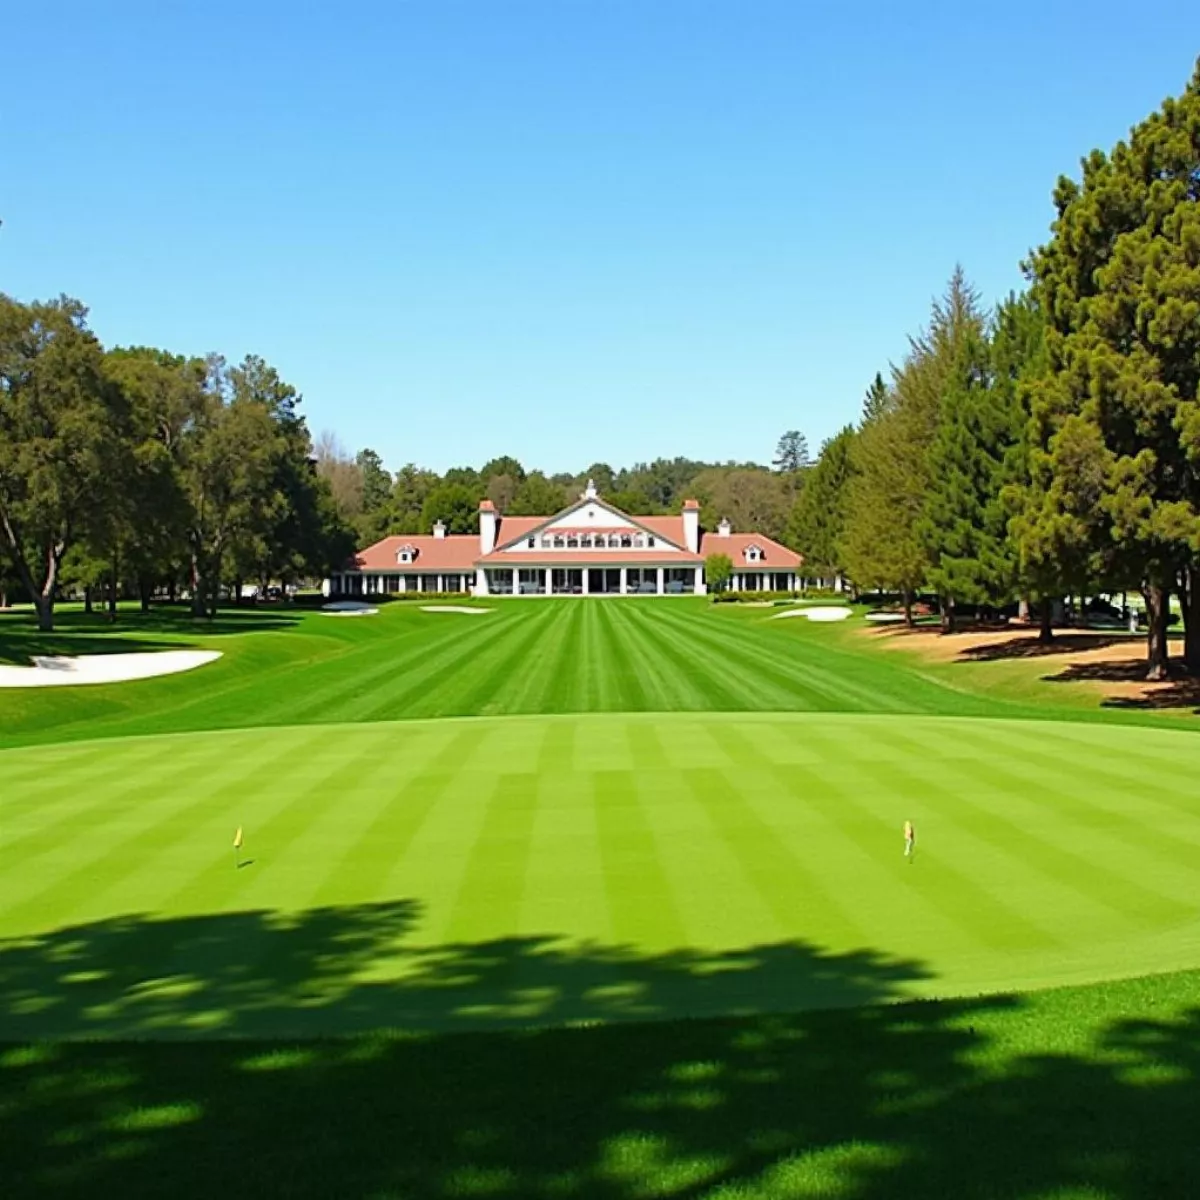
[494,495,685,551]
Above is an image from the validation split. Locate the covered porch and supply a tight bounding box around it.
[477,565,704,596]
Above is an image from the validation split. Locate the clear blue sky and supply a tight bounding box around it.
[3,3,1197,475]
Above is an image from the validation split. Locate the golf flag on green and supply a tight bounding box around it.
[234,827,243,850]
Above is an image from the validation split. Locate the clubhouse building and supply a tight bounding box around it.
[329,481,803,597]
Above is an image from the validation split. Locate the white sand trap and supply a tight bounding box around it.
[771,606,854,623]
[0,650,222,689]
[320,607,379,617]
[865,612,907,624]
[321,600,378,615]
[420,605,493,615]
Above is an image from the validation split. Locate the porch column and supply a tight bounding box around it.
[656,566,664,595]
[582,568,590,595]
[436,574,443,593]
[620,567,628,595]
[511,567,518,595]
[474,567,488,596]
[544,566,552,595]
[734,573,742,591]
[694,565,704,595]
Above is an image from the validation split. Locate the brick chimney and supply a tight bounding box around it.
[682,499,700,554]
[479,499,497,555]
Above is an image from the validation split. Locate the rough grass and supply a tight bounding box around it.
[3,599,1200,1197]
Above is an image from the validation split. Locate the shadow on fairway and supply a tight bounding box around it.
[2,904,1199,1198]
[0,901,930,1039]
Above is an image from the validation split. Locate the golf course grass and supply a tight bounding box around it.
[3,599,1200,1197]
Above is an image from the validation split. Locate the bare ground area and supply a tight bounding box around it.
[866,623,1200,711]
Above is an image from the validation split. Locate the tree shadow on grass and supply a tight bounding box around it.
[956,632,1133,661]
[1044,658,1200,713]
[0,902,929,1040]
[1,902,1199,1198]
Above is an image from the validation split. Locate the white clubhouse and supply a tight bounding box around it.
[329,481,803,597]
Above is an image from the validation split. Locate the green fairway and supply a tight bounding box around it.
[5,708,1200,1039]
[5,599,1200,1196]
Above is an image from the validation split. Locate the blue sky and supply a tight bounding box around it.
[3,3,1197,474]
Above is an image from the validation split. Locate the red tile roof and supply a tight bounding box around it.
[698,531,802,567]
[353,535,478,571]
[347,500,801,572]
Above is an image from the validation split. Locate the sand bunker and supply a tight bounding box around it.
[865,612,907,624]
[771,606,854,623]
[420,605,492,615]
[0,650,222,689]
[321,601,379,617]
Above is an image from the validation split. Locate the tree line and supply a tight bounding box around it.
[789,61,1200,680]
[0,297,357,630]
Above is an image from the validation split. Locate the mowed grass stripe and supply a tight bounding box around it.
[959,722,1200,882]
[0,729,315,933]
[595,603,679,712]
[604,605,722,711]
[265,611,513,724]
[427,603,564,717]
[678,764,870,950]
[620,604,782,712]
[647,606,859,711]
[441,772,541,942]
[482,602,581,714]
[593,762,689,950]
[591,602,653,711]
[305,724,492,910]
[0,738,203,848]
[707,721,1020,957]
[874,723,1194,932]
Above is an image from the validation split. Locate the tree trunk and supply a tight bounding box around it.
[1038,596,1054,644]
[107,553,119,623]
[139,576,153,614]
[84,586,93,615]
[902,588,914,628]
[1144,581,1171,681]
[168,579,177,604]
[1184,565,1200,672]
[940,595,955,635]
[191,552,207,618]
[33,595,53,632]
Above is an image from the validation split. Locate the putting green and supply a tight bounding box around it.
[4,711,1200,1039]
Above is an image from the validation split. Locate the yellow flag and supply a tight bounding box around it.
[234,826,243,850]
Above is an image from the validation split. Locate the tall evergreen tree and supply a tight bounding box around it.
[785,427,857,580]
[773,430,810,473]
[860,373,890,425]
[1029,61,1200,677]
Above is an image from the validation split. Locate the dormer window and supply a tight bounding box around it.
[397,544,417,565]
[527,538,535,549]
[647,536,656,548]
[745,545,763,563]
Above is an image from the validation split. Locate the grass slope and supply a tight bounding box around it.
[0,599,1107,749]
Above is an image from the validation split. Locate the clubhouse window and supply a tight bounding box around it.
[567,535,579,548]
[554,535,565,549]
[621,534,632,548]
